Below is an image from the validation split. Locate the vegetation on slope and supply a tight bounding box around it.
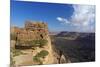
[33,50,49,64]
[17,39,48,48]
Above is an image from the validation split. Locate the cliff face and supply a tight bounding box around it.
[10,21,69,67]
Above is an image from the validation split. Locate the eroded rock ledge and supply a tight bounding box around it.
[10,20,70,67]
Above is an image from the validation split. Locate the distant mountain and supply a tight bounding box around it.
[49,31,60,35]
[56,31,79,38]
[56,31,95,40]
[76,33,95,41]
[52,31,95,62]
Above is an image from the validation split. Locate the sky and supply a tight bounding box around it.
[11,0,95,32]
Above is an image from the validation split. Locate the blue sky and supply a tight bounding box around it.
[11,0,95,32]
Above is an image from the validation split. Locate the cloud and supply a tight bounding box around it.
[56,5,95,32]
[57,17,70,24]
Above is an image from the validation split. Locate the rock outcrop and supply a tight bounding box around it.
[10,20,70,67]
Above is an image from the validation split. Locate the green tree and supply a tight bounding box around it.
[33,56,43,65]
[36,50,49,58]
[39,39,48,47]
[33,50,49,65]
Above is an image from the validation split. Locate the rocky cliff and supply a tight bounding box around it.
[10,20,69,67]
